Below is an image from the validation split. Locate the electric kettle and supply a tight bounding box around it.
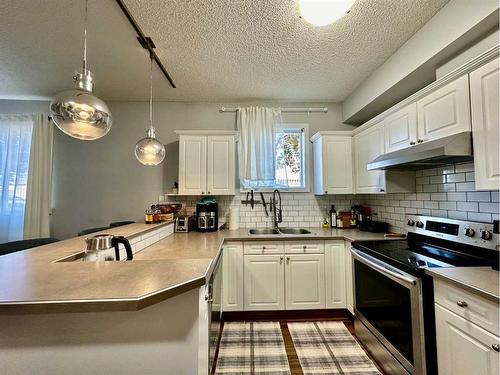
[84,234,133,261]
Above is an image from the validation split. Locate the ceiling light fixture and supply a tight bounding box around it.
[50,0,112,140]
[299,0,354,26]
[134,51,166,166]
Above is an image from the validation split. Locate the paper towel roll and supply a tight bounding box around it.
[229,207,240,230]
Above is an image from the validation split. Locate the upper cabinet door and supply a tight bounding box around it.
[384,102,418,153]
[417,75,471,143]
[354,121,386,194]
[322,136,354,194]
[470,59,500,191]
[178,135,207,195]
[207,135,235,195]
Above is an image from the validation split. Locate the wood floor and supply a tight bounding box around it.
[216,309,386,375]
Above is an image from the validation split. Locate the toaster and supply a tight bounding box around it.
[175,215,195,233]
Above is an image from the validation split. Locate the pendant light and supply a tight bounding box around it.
[299,0,354,26]
[50,0,112,140]
[134,51,166,166]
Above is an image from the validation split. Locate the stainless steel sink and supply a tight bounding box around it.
[247,228,312,235]
[248,228,280,235]
[278,228,312,235]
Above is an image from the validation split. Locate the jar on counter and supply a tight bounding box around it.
[145,210,154,224]
[152,209,161,224]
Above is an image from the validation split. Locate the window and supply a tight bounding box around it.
[0,115,33,243]
[275,125,308,190]
[241,124,309,192]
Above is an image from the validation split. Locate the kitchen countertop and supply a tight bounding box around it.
[0,224,397,314]
[426,267,499,303]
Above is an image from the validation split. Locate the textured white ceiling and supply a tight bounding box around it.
[0,0,449,102]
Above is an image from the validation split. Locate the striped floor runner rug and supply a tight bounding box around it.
[288,321,381,375]
[215,321,291,374]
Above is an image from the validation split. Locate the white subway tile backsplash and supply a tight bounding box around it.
[431,193,447,201]
[467,212,492,223]
[446,173,465,183]
[448,211,467,220]
[416,177,430,185]
[479,202,500,214]
[492,192,499,203]
[455,163,475,173]
[447,192,466,201]
[467,192,491,202]
[457,201,479,212]
[437,165,455,175]
[423,185,438,193]
[439,183,456,192]
[439,201,456,210]
[424,201,439,209]
[456,182,475,191]
[430,175,446,184]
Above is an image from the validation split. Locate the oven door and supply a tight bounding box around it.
[351,249,426,375]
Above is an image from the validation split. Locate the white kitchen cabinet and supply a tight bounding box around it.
[244,254,285,310]
[222,242,243,311]
[284,240,324,254]
[345,240,354,314]
[311,132,354,195]
[384,103,418,153]
[354,121,387,193]
[178,135,207,195]
[354,122,415,194]
[435,304,499,375]
[470,59,500,190]
[285,254,325,310]
[207,135,235,195]
[177,131,236,195]
[416,75,471,143]
[325,241,346,309]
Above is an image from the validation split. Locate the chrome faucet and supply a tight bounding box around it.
[272,189,282,230]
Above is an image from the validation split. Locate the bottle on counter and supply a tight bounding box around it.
[145,209,154,224]
[350,208,357,227]
[153,209,161,224]
[330,205,337,228]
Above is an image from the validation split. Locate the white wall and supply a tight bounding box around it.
[342,0,499,124]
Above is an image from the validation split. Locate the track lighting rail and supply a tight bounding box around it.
[115,0,176,88]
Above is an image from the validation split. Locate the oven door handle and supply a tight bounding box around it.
[351,249,417,286]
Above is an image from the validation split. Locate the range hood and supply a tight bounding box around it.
[368,131,473,170]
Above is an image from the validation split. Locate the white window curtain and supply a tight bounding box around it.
[0,114,34,242]
[237,106,283,189]
[24,114,53,240]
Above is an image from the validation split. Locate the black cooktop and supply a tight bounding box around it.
[352,234,497,275]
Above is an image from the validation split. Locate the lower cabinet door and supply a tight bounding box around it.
[435,304,499,375]
[244,255,285,311]
[285,254,325,310]
[325,241,346,309]
[345,241,354,314]
[222,242,244,311]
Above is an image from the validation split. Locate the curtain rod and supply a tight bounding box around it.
[219,107,328,113]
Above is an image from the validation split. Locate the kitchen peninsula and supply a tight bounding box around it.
[0,222,394,375]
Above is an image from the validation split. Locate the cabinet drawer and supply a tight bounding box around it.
[284,240,324,254]
[434,279,499,335]
[244,241,284,254]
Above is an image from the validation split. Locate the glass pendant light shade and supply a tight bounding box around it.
[299,0,354,26]
[50,71,112,140]
[49,0,112,140]
[134,128,166,166]
[134,51,165,166]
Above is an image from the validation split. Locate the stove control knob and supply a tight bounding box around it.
[407,219,415,226]
[416,221,424,228]
[481,230,493,240]
[463,227,475,237]
[417,260,427,267]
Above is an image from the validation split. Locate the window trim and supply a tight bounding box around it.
[239,123,310,193]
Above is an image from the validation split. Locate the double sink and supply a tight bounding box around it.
[248,228,312,235]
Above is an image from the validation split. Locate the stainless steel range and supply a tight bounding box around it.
[351,216,499,375]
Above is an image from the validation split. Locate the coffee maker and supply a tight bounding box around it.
[196,200,218,232]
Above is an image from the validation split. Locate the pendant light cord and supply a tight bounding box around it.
[82,0,88,72]
[149,51,153,131]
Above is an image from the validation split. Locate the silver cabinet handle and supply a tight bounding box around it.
[201,191,205,194]
[262,246,266,250]
[207,191,211,194]
[286,256,290,264]
[410,141,416,145]
[457,301,468,308]
[417,139,424,143]
[492,344,499,352]
[279,256,283,264]
[303,245,307,251]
